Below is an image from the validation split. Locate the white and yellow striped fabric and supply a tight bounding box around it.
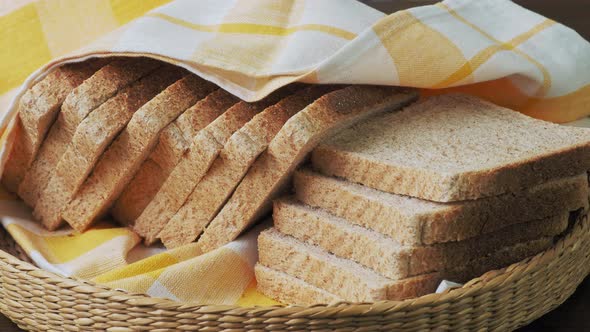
[0,195,277,305]
[1,0,589,306]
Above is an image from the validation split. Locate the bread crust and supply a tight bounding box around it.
[274,197,569,279]
[294,170,588,245]
[159,86,336,248]
[18,58,160,207]
[132,90,291,244]
[258,228,553,302]
[197,86,419,252]
[255,265,342,305]
[312,94,590,202]
[111,90,239,225]
[2,59,108,192]
[33,66,183,230]
[63,75,218,231]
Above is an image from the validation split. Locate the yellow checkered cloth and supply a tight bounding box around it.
[0,197,277,305]
[0,0,589,306]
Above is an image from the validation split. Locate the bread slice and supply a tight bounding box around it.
[18,58,161,207]
[255,265,343,305]
[294,169,588,245]
[256,229,553,305]
[159,86,337,248]
[111,89,239,226]
[197,86,419,252]
[311,94,590,202]
[133,88,294,244]
[2,59,108,192]
[273,197,569,279]
[258,228,553,302]
[33,66,184,230]
[62,75,217,231]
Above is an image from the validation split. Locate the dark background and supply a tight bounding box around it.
[360,1,590,331]
[1,1,588,331]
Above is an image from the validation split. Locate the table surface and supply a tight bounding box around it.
[2,0,589,331]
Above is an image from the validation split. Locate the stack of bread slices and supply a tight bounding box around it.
[255,94,590,305]
[1,58,421,251]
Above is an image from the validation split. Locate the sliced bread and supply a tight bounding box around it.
[111,90,239,225]
[33,66,184,230]
[133,88,293,244]
[256,232,553,305]
[2,59,108,192]
[62,75,217,231]
[159,85,337,248]
[18,58,161,207]
[311,94,590,202]
[197,86,419,252]
[273,197,569,279]
[258,228,553,302]
[255,265,343,305]
[294,169,588,245]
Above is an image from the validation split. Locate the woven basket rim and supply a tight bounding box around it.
[0,213,588,318]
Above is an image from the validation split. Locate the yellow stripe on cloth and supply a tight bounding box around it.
[2,217,140,279]
[94,243,201,283]
[435,3,554,96]
[5,221,138,264]
[373,10,468,88]
[95,237,260,304]
[149,13,356,40]
[109,0,172,25]
[34,0,118,57]
[0,3,51,94]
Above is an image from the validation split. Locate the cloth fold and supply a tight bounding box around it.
[0,0,589,306]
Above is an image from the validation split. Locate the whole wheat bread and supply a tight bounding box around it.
[312,94,590,202]
[133,88,293,244]
[62,75,217,231]
[2,59,108,192]
[33,66,184,230]
[274,197,569,279]
[294,169,588,245]
[255,265,342,305]
[197,86,419,252]
[159,86,337,248]
[258,228,554,302]
[18,58,160,207]
[111,89,239,225]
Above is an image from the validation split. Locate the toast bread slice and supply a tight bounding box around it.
[159,86,337,248]
[294,169,589,245]
[2,59,108,192]
[133,88,293,244]
[33,66,184,229]
[196,86,419,252]
[62,75,217,231]
[274,197,569,279]
[111,89,239,225]
[312,94,590,202]
[255,265,343,305]
[258,228,553,302]
[18,58,161,207]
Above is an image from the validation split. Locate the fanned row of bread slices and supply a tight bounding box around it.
[3,57,590,304]
[1,57,416,251]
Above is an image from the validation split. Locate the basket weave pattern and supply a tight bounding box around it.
[0,212,588,332]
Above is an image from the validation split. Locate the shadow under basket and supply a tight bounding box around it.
[0,212,588,332]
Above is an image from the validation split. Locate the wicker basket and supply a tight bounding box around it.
[0,211,587,332]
